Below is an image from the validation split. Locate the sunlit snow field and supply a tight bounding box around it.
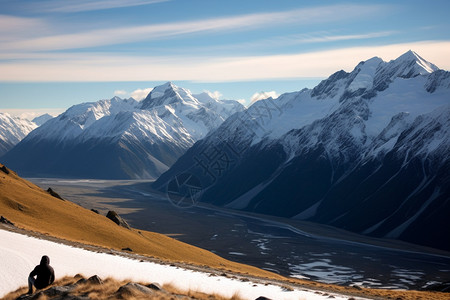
[0,229,366,300]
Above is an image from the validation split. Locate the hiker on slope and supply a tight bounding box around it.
[28,255,55,294]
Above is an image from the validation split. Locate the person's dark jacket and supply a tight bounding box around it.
[29,255,55,289]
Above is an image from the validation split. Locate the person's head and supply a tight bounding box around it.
[40,255,50,265]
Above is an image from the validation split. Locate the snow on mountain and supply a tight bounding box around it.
[0,113,37,157]
[154,51,450,251]
[1,82,244,179]
[31,113,54,126]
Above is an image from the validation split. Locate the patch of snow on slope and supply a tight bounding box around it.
[365,76,449,137]
[347,57,382,92]
[0,230,366,300]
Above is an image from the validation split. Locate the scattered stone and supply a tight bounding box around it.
[281,285,294,292]
[106,210,131,229]
[122,247,133,252]
[87,275,103,285]
[75,275,103,286]
[75,278,87,285]
[42,285,74,297]
[0,216,14,226]
[47,187,64,200]
[255,297,272,300]
[116,282,156,297]
[146,282,162,291]
[0,165,10,174]
[91,209,99,214]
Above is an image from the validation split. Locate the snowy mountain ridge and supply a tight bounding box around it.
[0,113,37,156]
[154,51,450,251]
[2,82,244,179]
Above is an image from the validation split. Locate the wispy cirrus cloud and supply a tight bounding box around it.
[0,4,389,52]
[160,30,398,56]
[21,0,170,13]
[0,15,50,42]
[1,40,448,82]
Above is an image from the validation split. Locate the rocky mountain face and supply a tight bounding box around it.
[0,113,37,157]
[154,51,450,251]
[1,82,244,179]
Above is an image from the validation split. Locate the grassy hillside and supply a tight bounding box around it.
[0,163,280,279]
[1,163,448,300]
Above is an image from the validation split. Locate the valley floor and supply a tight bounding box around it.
[27,178,450,291]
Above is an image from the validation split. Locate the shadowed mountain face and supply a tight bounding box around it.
[1,83,244,179]
[154,51,450,251]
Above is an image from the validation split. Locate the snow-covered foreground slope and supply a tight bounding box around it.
[0,229,364,300]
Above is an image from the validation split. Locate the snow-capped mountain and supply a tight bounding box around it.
[154,51,450,251]
[1,82,244,179]
[32,113,54,126]
[0,113,37,156]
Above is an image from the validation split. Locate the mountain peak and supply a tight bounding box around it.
[393,50,439,75]
[140,82,197,110]
[149,82,177,98]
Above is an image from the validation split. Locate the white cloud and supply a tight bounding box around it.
[0,15,50,42]
[113,90,127,96]
[37,0,169,13]
[0,4,387,52]
[0,108,65,120]
[131,88,153,100]
[204,90,222,100]
[0,41,449,82]
[250,91,279,105]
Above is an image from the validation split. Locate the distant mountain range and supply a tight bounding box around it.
[31,113,53,126]
[0,113,37,157]
[154,51,450,251]
[1,82,244,179]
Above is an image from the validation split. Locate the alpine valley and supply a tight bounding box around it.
[154,51,450,251]
[1,82,244,179]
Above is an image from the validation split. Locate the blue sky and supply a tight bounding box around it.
[0,0,449,119]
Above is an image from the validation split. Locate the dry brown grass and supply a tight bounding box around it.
[1,275,244,300]
[0,164,282,280]
[1,164,449,300]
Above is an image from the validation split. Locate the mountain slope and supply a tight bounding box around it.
[1,83,244,179]
[0,163,281,279]
[154,51,450,251]
[32,113,53,126]
[0,113,37,157]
